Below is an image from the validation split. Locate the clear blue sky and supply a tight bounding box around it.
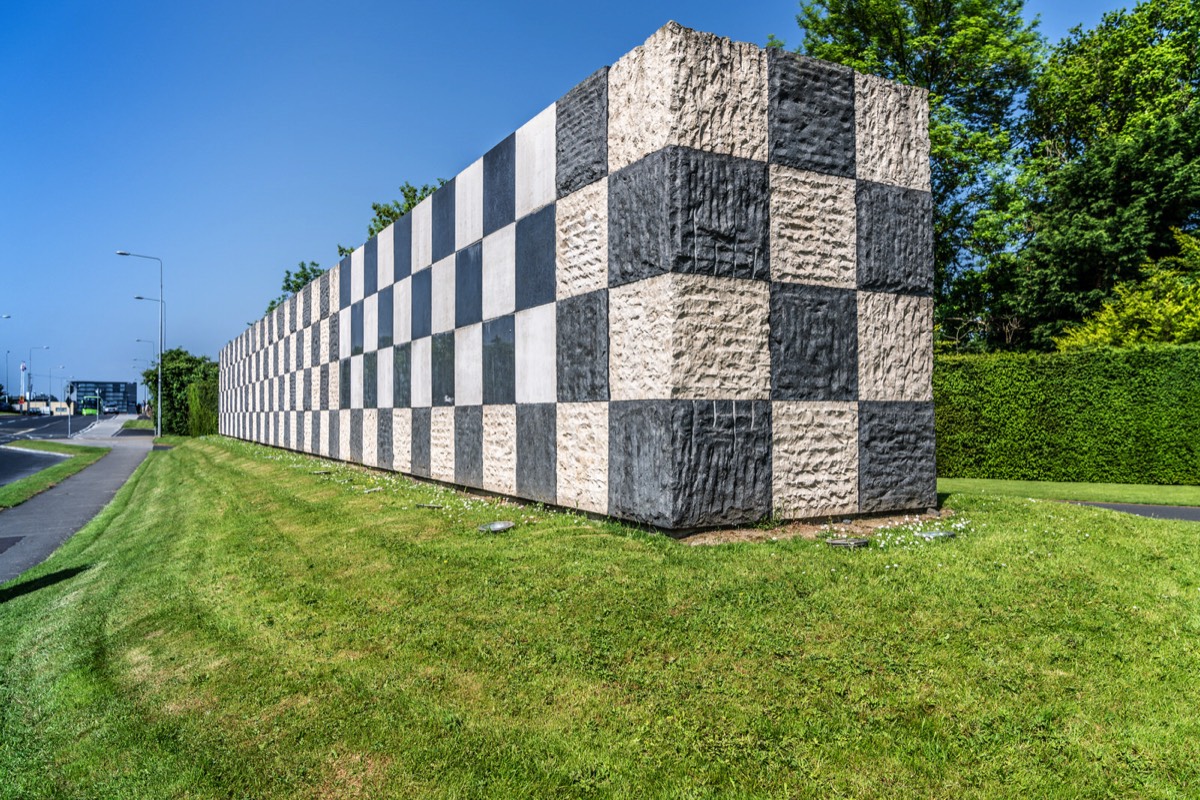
[0,0,1126,400]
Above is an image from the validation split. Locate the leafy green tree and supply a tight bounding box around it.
[794,0,1043,325]
[186,372,219,436]
[141,348,218,436]
[337,180,445,257]
[265,260,324,315]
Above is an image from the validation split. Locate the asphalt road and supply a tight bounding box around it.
[0,445,68,487]
[1078,502,1200,522]
[0,413,104,445]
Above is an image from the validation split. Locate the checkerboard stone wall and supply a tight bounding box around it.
[218,22,935,530]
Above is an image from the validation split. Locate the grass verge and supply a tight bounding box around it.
[0,441,108,509]
[939,477,1200,506]
[121,419,155,430]
[0,437,1198,798]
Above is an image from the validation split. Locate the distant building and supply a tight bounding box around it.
[72,381,139,414]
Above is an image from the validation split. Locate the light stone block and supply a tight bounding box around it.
[327,361,339,410]
[411,336,432,408]
[608,22,767,172]
[394,277,412,344]
[482,405,517,496]
[609,273,770,401]
[391,408,413,473]
[351,245,365,304]
[515,303,556,403]
[556,402,609,514]
[555,177,608,300]
[338,309,351,360]
[310,367,321,411]
[857,292,933,402]
[515,104,557,218]
[769,165,856,288]
[339,410,351,460]
[364,293,378,353]
[456,157,484,249]
[430,406,455,483]
[350,354,363,409]
[412,196,433,271]
[455,324,483,406]
[363,409,379,467]
[378,224,395,290]
[317,411,329,457]
[772,401,859,517]
[378,345,394,409]
[319,318,330,364]
[482,223,516,320]
[431,254,456,334]
[855,73,931,192]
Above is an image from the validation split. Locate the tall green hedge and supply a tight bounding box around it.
[934,345,1200,484]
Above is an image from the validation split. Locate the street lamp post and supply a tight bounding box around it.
[118,251,163,437]
[1,314,10,405]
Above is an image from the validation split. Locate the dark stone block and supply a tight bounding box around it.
[557,290,608,402]
[454,406,484,489]
[515,203,556,311]
[393,342,411,408]
[339,255,352,309]
[556,67,608,197]
[351,301,364,356]
[310,326,320,368]
[364,235,378,296]
[516,403,556,504]
[455,242,483,327]
[856,181,934,295]
[377,409,393,470]
[608,147,769,288]
[319,272,331,318]
[339,359,351,409]
[484,134,516,236]
[302,369,311,411]
[411,268,432,340]
[328,310,340,364]
[770,282,857,401]
[350,409,364,463]
[283,411,290,449]
[363,351,377,409]
[432,178,456,262]
[858,401,936,512]
[431,331,455,407]
[310,411,320,451]
[482,316,515,405]
[319,364,329,411]
[329,410,341,460]
[394,213,413,280]
[767,50,856,178]
[301,285,311,328]
[288,294,298,333]
[608,400,773,529]
[411,407,431,477]
[294,411,304,450]
[378,286,394,349]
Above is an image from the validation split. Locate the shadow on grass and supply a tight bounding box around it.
[937,492,953,507]
[0,565,91,605]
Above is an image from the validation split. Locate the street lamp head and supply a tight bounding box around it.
[116,250,131,256]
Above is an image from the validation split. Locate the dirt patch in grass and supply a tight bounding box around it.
[681,508,955,546]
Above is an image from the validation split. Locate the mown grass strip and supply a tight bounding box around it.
[121,419,155,430]
[939,476,1200,506]
[0,441,108,509]
[0,437,1198,798]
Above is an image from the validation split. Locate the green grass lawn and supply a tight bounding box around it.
[121,418,156,430]
[1,437,1198,798]
[939,477,1200,506]
[0,440,109,509]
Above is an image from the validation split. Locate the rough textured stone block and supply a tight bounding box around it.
[857,292,933,402]
[556,67,609,197]
[556,402,608,513]
[608,22,767,171]
[609,147,768,287]
[856,180,934,295]
[363,408,378,467]
[430,407,455,483]
[770,282,858,401]
[608,400,772,528]
[391,408,412,473]
[557,290,608,403]
[772,401,858,517]
[410,407,431,478]
[376,407,391,469]
[767,50,856,177]
[482,405,516,495]
[610,274,769,401]
[858,401,936,512]
[338,410,351,461]
[555,177,608,300]
[454,406,483,489]
[855,73,930,192]
[769,165,856,288]
[516,403,556,504]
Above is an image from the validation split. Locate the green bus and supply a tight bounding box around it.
[81,395,100,416]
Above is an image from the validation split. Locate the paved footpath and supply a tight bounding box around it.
[1077,501,1200,522]
[0,416,153,585]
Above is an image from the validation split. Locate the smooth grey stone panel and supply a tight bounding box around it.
[393,342,411,408]
[339,359,351,409]
[350,409,364,463]
[608,146,769,288]
[339,255,352,309]
[556,289,608,402]
[351,301,364,356]
[484,134,516,236]
[858,401,936,512]
[454,406,484,489]
[411,407,432,478]
[394,213,413,280]
[768,50,856,178]
[432,178,456,262]
[515,204,556,311]
[482,316,515,405]
[608,400,772,529]
[319,364,329,411]
[431,331,455,406]
[516,403,556,504]
[377,409,393,470]
[378,286,394,349]
[770,282,857,401]
[310,411,320,452]
[319,272,331,318]
[456,242,483,327]
[364,236,378,297]
[364,351,377,409]
[557,66,609,197]
[329,409,341,460]
[329,310,340,364]
[411,269,432,340]
[856,180,934,295]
